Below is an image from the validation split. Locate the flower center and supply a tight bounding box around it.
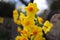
[28,7,33,12]
[25,21,30,26]
[22,30,27,34]
[33,30,38,35]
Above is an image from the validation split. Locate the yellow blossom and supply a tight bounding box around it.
[13,9,18,19]
[24,3,39,17]
[21,37,28,40]
[19,12,26,25]
[21,29,28,37]
[21,27,32,37]
[42,20,53,34]
[28,25,43,36]
[15,35,28,40]
[21,36,28,40]
[19,12,25,20]
[13,9,19,24]
[17,26,21,33]
[21,17,35,28]
[15,36,21,40]
[37,17,44,24]
[34,33,46,40]
[32,26,43,36]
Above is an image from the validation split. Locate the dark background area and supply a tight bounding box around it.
[0,2,15,18]
[47,0,60,21]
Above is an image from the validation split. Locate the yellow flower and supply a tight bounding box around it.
[33,26,43,36]
[28,25,43,36]
[22,17,35,28]
[30,30,44,40]
[21,36,28,40]
[21,37,28,40]
[34,33,46,40]
[15,36,21,40]
[19,12,26,25]
[13,9,18,19]
[21,29,28,37]
[37,17,44,24]
[13,9,19,24]
[24,3,39,17]
[19,12,25,20]
[42,20,53,34]
[21,28,32,38]
[15,35,28,40]
[34,37,45,40]
[17,26,21,33]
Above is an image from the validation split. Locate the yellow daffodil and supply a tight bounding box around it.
[13,9,18,19]
[19,12,26,25]
[19,12,25,20]
[33,26,43,36]
[42,20,53,34]
[15,35,28,40]
[21,29,31,39]
[34,37,46,40]
[22,17,35,28]
[15,36,21,40]
[17,26,21,33]
[28,25,43,36]
[37,17,44,24]
[14,12,25,25]
[24,3,39,17]
[34,33,46,40]
[21,29,28,37]
[21,36,28,40]
[21,28,32,38]
[13,9,19,24]
[21,37,28,40]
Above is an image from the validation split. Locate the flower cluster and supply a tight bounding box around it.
[13,3,53,40]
